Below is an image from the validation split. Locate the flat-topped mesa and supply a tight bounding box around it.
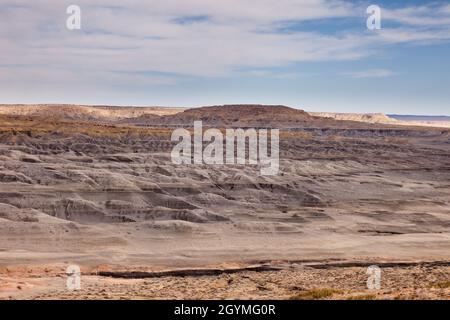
[310,112,398,124]
[147,104,315,127]
[182,104,311,119]
[0,104,183,121]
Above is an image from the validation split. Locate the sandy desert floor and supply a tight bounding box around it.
[1,262,449,300]
[0,105,449,299]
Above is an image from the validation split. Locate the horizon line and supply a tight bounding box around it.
[0,102,449,117]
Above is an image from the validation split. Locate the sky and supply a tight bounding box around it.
[0,0,449,115]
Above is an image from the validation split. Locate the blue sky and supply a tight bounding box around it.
[1,0,449,115]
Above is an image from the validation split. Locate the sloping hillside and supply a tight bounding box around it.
[310,112,398,124]
[0,104,184,121]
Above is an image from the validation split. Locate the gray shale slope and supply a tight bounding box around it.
[0,104,449,268]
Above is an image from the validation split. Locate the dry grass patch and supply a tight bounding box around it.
[432,281,450,289]
[347,294,377,300]
[289,288,342,300]
[0,115,173,138]
[280,131,314,140]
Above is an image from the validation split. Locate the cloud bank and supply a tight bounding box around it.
[1,0,449,104]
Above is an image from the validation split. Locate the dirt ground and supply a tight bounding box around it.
[0,261,448,300]
[1,105,449,300]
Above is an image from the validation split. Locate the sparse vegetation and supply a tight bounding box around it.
[280,131,314,139]
[0,114,173,138]
[347,294,377,300]
[433,281,450,289]
[289,288,342,300]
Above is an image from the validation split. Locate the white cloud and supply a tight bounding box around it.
[383,5,450,26]
[0,0,449,102]
[342,69,397,79]
[0,0,370,78]
[377,28,450,44]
